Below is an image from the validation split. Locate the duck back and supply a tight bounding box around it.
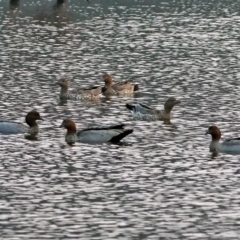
[0,121,25,134]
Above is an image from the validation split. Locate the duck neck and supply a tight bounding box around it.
[164,104,174,114]
[60,86,69,96]
[211,134,221,142]
[66,126,77,135]
[105,82,112,88]
[26,117,38,128]
[67,129,76,135]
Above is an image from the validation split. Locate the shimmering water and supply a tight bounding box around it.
[0,0,240,239]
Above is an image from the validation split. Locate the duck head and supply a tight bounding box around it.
[102,73,113,87]
[57,78,69,89]
[164,97,181,113]
[60,118,77,134]
[25,110,43,127]
[205,126,221,141]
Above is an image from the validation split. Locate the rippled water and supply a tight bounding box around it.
[1,0,240,239]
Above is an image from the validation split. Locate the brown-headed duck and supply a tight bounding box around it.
[126,97,181,121]
[60,118,133,143]
[205,126,240,153]
[0,110,43,135]
[57,78,102,100]
[102,73,139,96]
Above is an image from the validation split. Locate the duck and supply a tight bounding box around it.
[205,126,240,153]
[126,97,181,121]
[102,73,139,96]
[60,118,133,143]
[0,110,43,135]
[57,78,102,100]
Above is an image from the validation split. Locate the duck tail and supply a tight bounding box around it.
[126,103,135,111]
[134,84,139,91]
[110,129,133,142]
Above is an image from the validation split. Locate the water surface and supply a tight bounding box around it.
[0,0,240,239]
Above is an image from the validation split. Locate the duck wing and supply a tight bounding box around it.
[224,138,240,145]
[76,86,102,96]
[112,81,134,92]
[126,103,158,115]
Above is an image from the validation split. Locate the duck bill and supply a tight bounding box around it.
[205,129,210,135]
[59,123,63,128]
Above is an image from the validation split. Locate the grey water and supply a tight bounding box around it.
[0,0,240,239]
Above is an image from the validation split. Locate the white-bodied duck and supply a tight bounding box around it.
[102,73,139,96]
[57,78,102,100]
[126,97,181,121]
[205,126,240,153]
[60,118,133,143]
[0,110,43,135]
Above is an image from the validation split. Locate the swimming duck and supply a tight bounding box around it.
[57,78,102,100]
[102,73,139,96]
[205,126,240,153]
[126,97,181,121]
[0,110,43,135]
[60,118,133,143]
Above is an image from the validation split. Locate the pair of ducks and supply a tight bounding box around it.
[59,96,181,143]
[57,73,139,100]
[0,110,133,143]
